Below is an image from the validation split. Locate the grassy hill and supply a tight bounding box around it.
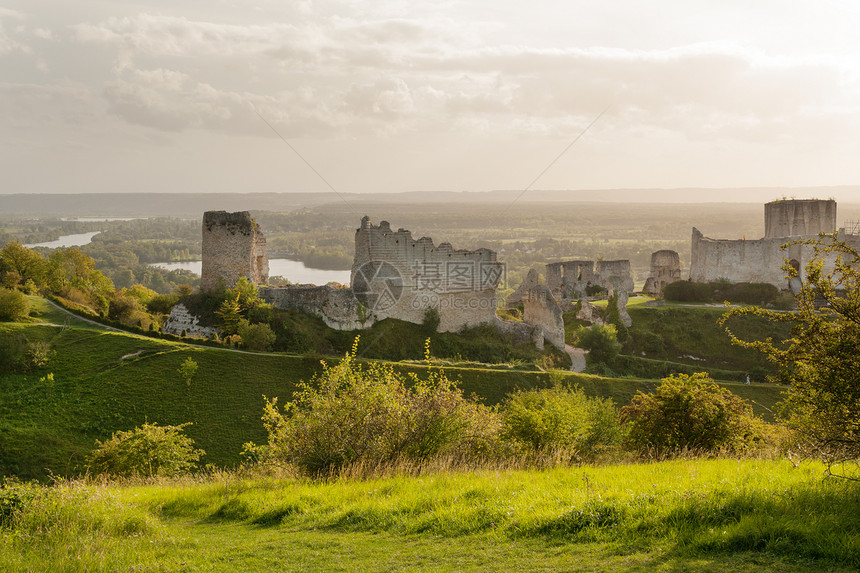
[0,296,786,481]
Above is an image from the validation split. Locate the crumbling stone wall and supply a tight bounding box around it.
[506,268,540,307]
[200,211,268,291]
[522,285,565,351]
[546,259,633,299]
[259,217,504,334]
[163,303,219,338]
[259,285,367,331]
[643,250,681,294]
[351,217,503,332]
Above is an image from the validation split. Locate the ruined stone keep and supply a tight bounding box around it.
[643,250,681,294]
[200,211,268,291]
[689,199,859,288]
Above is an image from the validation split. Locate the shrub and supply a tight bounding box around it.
[237,320,276,351]
[575,324,621,365]
[0,288,30,322]
[422,307,441,333]
[255,337,496,475]
[25,341,53,371]
[620,372,762,455]
[664,280,712,302]
[0,479,36,527]
[178,357,198,386]
[87,422,204,478]
[501,384,622,458]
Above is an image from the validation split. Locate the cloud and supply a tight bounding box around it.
[0,8,31,56]
[65,10,860,150]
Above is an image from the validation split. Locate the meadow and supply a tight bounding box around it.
[3,459,859,572]
[0,297,784,482]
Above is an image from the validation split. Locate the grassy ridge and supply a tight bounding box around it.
[626,305,793,378]
[3,459,858,571]
[0,297,786,481]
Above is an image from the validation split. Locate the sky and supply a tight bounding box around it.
[2,1,860,199]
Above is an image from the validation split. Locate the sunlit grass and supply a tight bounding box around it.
[2,459,858,571]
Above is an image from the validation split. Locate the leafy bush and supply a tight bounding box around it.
[178,357,198,386]
[237,320,276,351]
[575,324,621,365]
[422,307,441,333]
[665,281,779,305]
[0,479,36,527]
[501,384,621,458]
[87,422,204,478]
[663,280,714,302]
[254,337,498,475]
[0,288,31,322]
[620,372,763,455]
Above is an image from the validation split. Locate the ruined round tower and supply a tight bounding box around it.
[764,199,836,238]
[200,211,268,291]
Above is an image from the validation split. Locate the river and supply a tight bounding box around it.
[24,231,101,249]
[151,259,351,286]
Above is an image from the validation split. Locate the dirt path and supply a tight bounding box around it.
[565,344,587,373]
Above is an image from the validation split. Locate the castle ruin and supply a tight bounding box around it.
[546,259,634,301]
[258,217,505,334]
[643,250,681,294]
[200,211,268,291]
[689,199,857,288]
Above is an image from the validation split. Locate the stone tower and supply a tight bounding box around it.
[764,199,836,238]
[200,211,268,291]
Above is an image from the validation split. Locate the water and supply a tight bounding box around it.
[24,231,101,249]
[61,217,140,222]
[151,259,351,286]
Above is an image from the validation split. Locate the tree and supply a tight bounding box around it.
[575,324,621,365]
[87,422,204,478]
[0,242,46,288]
[620,372,762,455]
[178,357,199,386]
[215,293,242,335]
[236,320,276,351]
[0,288,31,322]
[720,233,860,464]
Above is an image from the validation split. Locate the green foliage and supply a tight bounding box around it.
[604,292,629,342]
[501,384,621,458]
[575,324,621,365]
[665,280,779,304]
[0,479,36,527]
[721,234,860,463]
[422,307,441,333]
[178,357,198,386]
[87,422,204,478]
[256,337,497,475]
[620,372,763,455]
[215,294,242,335]
[236,320,276,351]
[0,288,31,322]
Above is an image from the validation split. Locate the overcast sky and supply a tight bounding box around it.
[2,1,860,199]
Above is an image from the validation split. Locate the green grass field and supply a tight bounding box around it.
[3,459,859,572]
[0,297,787,481]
